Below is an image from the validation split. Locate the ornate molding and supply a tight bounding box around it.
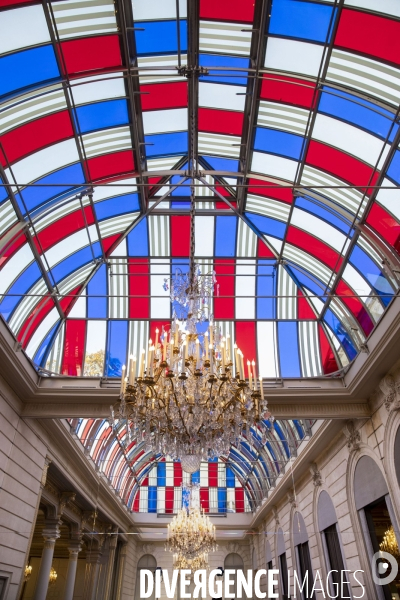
[41,457,51,487]
[343,420,361,452]
[309,462,322,487]
[59,492,76,515]
[287,489,297,508]
[226,542,240,554]
[141,543,154,555]
[379,374,400,412]
[272,505,280,526]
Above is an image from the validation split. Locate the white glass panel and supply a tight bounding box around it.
[84,320,107,376]
[26,307,59,359]
[251,152,298,181]
[264,38,325,77]
[132,0,187,20]
[44,224,98,269]
[345,0,400,18]
[67,293,86,318]
[142,108,187,134]
[199,82,246,111]
[258,101,309,136]
[257,321,279,378]
[92,177,137,202]
[0,5,50,54]
[0,86,66,135]
[199,21,251,56]
[198,132,241,158]
[235,262,256,319]
[0,244,34,294]
[70,74,126,105]
[8,139,79,185]
[150,258,170,318]
[291,207,348,253]
[195,216,214,256]
[342,264,372,298]
[376,180,400,220]
[312,114,389,168]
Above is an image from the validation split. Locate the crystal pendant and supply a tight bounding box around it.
[181,454,202,474]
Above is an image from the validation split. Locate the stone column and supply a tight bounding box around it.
[103,531,119,600]
[84,548,103,600]
[114,543,128,600]
[63,540,82,600]
[33,519,61,600]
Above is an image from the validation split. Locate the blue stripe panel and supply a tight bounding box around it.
[201,155,239,173]
[218,488,227,513]
[0,45,60,98]
[295,196,351,234]
[269,0,334,43]
[257,260,276,319]
[277,321,301,377]
[293,420,305,439]
[289,266,328,298]
[94,193,140,221]
[191,470,200,485]
[148,486,157,513]
[106,320,128,377]
[215,216,237,256]
[0,262,41,320]
[88,264,108,318]
[199,54,248,86]
[0,181,8,203]
[350,246,393,306]
[254,127,303,160]
[319,87,398,142]
[17,163,85,214]
[387,150,400,185]
[128,218,149,256]
[50,241,102,284]
[157,462,166,486]
[75,100,129,134]
[34,322,60,367]
[144,132,188,158]
[135,20,187,56]
[323,309,357,360]
[273,422,290,457]
[245,212,286,239]
[226,466,235,488]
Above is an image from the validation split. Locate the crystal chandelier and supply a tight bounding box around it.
[166,506,216,559]
[49,567,57,585]
[110,184,274,472]
[380,525,400,559]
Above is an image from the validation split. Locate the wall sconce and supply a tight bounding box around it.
[24,565,32,582]
[49,567,57,585]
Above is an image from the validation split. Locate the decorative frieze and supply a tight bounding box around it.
[379,374,400,412]
[343,420,361,452]
[309,462,322,487]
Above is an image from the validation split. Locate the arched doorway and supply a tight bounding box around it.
[224,553,245,598]
[134,554,156,600]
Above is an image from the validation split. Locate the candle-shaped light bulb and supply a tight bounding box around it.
[174,325,178,346]
[149,338,152,347]
[139,350,145,378]
[259,377,264,399]
[234,343,239,376]
[120,365,126,394]
[226,334,230,361]
[209,325,213,347]
[247,360,252,388]
[221,342,225,370]
[183,340,188,361]
[163,337,167,361]
[129,354,136,385]
[155,328,159,349]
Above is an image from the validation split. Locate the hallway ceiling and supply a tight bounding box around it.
[1,0,400,382]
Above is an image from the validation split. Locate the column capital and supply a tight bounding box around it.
[68,540,82,558]
[86,549,103,565]
[119,542,128,558]
[42,518,61,544]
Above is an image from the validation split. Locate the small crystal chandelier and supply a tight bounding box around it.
[380,525,400,559]
[24,565,33,582]
[110,185,274,472]
[49,567,57,585]
[166,487,217,560]
[173,553,209,571]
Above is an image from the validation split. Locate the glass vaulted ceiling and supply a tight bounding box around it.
[1,0,400,380]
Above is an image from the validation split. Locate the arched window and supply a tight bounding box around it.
[354,455,400,600]
[134,554,156,600]
[317,490,349,599]
[292,512,313,598]
[276,528,289,600]
[224,553,244,599]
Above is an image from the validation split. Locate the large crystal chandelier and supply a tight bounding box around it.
[110,184,274,472]
[166,486,217,560]
[173,553,209,571]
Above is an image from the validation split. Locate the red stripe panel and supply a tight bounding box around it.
[63,285,83,316]
[248,178,293,203]
[34,206,95,253]
[174,462,183,487]
[214,259,235,319]
[61,319,86,376]
[61,35,122,75]
[366,203,400,254]
[0,0,38,5]
[198,108,244,136]
[209,462,218,487]
[335,9,400,67]
[165,487,174,514]
[286,226,342,270]
[306,141,379,192]
[17,296,55,346]
[132,490,140,512]
[87,150,135,181]
[336,281,374,336]
[200,0,255,23]
[140,82,188,110]
[215,184,237,210]
[0,233,26,268]
[257,238,275,257]
[318,324,339,374]
[103,233,121,255]
[235,321,257,370]
[0,111,73,166]
[200,488,209,513]
[260,74,316,109]
[235,488,245,513]
[128,258,149,318]
[171,216,190,256]
[298,290,316,320]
